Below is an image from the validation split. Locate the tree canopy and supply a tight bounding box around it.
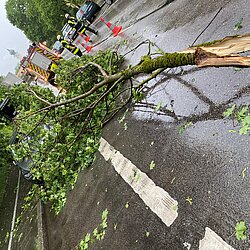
[5,0,74,45]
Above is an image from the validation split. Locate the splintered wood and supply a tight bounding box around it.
[180,34,250,67]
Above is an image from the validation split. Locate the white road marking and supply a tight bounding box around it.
[8,171,21,250]
[37,200,44,250]
[99,137,178,227]
[199,227,235,250]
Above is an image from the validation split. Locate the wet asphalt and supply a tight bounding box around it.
[8,0,250,249]
[0,166,38,250]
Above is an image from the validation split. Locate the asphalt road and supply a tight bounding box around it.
[45,0,250,249]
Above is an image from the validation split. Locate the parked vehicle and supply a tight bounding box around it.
[0,97,17,121]
[76,0,114,23]
[104,0,114,5]
[76,1,101,23]
[9,131,44,185]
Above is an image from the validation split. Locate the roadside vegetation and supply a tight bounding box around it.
[0,124,12,204]
[0,84,13,204]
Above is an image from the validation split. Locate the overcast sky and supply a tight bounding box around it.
[0,0,30,76]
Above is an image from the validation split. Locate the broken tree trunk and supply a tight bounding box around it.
[123,34,250,77]
[180,34,250,67]
[22,34,250,113]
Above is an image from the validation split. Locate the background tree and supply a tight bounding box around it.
[5,0,74,45]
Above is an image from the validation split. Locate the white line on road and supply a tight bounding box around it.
[8,170,21,250]
[199,227,235,250]
[99,137,178,227]
[37,200,44,250]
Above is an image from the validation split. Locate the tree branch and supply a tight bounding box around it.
[89,62,108,78]
[27,88,52,105]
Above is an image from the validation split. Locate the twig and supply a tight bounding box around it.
[60,76,125,120]
[68,109,93,147]
[27,88,52,105]
[136,68,166,91]
[102,94,132,126]
[123,39,152,57]
[102,80,133,126]
[89,62,108,78]
[26,110,50,137]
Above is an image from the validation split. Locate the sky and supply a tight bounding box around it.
[0,0,30,76]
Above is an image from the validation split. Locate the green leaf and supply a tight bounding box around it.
[235,221,247,240]
[84,233,91,243]
[125,202,129,208]
[242,166,247,178]
[239,126,250,135]
[234,67,242,72]
[186,197,193,205]
[135,172,140,182]
[124,123,128,130]
[223,104,236,117]
[132,89,145,103]
[93,228,98,237]
[149,160,155,170]
[234,18,243,31]
[102,209,109,220]
[179,121,193,134]
[172,204,178,211]
[236,106,248,121]
[155,102,162,112]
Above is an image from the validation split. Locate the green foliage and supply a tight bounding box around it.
[0,84,13,204]
[5,0,73,45]
[224,104,250,135]
[185,196,193,205]
[0,123,13,204]
[125,202,129,208]
[149,160,155,170]
[155,102,162,112]
[223,104,236,117]
[234,18,243,31]
[9,51,124,214]
[242,165,247,178]
[235,221,247,240]
[179,121,193,134]
[132,89,145,103]
[78,209,109,250]
[64,0,83,8]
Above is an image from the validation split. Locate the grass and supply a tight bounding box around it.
[0,124,13,205]
[0,163,10,205]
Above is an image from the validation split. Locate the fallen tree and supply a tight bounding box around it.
[7,34,250,213]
